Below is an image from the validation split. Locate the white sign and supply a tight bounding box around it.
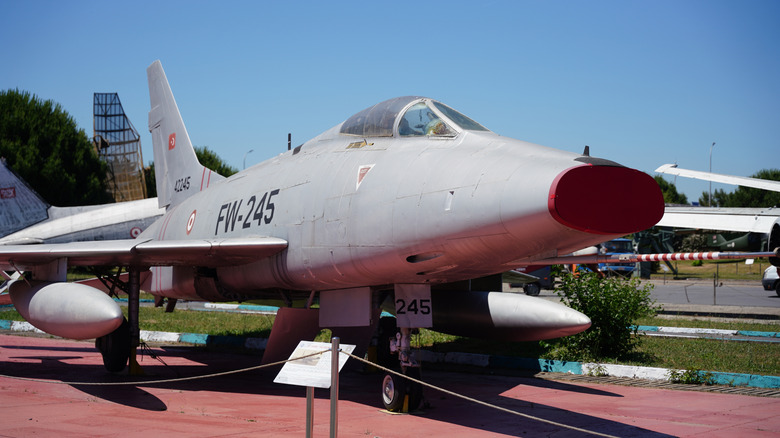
[274,341,356,389]
[394,284,433,328]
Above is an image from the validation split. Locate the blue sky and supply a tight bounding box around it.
[2,0,778,202]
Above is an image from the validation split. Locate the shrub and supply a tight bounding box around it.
[668,369,715,385]
[554,273,660,360]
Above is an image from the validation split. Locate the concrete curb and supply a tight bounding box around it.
[635,324,780,339]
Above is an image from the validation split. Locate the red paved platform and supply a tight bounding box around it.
[1,333,778,437]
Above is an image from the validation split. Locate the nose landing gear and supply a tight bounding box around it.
[381,328,423,412]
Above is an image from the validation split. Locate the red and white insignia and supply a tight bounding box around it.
[356,164,374,190]
[186,210,196,234]
[168,133,177,150]
[0,187,15,199]
[130,227,142,238]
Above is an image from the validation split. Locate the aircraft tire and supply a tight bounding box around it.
[775,282,780,297]
[405,367,423,412]
[381,373,406,412]
[523,282,541,296]
[381,368,423,412]
[95,317,130,373]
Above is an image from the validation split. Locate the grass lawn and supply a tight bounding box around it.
[2,306,777,376]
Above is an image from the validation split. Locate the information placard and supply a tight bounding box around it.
[273,341,356,389]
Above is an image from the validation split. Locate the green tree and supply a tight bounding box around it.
[144,146,238,198]
[699,169,780,207]
[654,175,688,204]
[0,89,111,206]
[554,273,659,360]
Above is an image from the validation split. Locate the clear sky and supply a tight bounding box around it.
[2,0,778,202]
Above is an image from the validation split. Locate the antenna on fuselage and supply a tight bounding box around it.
[583,145,590,156]
[288,133,291,151]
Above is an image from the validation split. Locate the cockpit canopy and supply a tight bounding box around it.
[340,96,489,138]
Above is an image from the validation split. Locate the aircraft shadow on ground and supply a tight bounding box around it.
[142,346,674,437]
[0,348,169,411]
[335,370,675,438]
[2,342,675,436]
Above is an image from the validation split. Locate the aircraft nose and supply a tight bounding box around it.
[548,164,664,234]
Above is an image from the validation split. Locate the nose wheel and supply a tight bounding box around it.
[382,326,423,412]
[381,367,422,412]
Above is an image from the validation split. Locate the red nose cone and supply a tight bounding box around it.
[548,165,664,235]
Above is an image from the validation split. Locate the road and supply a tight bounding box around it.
[511,279,780,313]
[646,279,779,308]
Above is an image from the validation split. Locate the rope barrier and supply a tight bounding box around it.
[0,350,326,386]
[344,351,620,438]
[1,345,618,437]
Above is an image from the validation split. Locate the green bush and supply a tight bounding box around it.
[668,369,715,385]
[554,273,660,360]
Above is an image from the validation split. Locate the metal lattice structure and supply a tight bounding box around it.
[93,93,147,201]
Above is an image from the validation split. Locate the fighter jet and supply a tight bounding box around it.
[5,60,763,411]
[0,158,164,245]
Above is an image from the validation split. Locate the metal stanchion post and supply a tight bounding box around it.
[306,386,314,438]
[330,337,340,438]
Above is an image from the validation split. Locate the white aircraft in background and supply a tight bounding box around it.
[0,158,164,245]
[655,163,780,247]
[1,62,776,412]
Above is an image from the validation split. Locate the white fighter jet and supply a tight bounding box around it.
[0,158,164,245]
[2,61,776,411]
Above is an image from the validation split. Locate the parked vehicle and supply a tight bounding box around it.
[762,266,779,296]
[597,238,637,277]
[508,265,553,296]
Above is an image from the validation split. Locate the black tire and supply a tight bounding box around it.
[95,317,130,373]
[404,367,423,412]
[381,368,423,412]
[382,373,406,412]
[775,281,780,297]
[523,282,541,296]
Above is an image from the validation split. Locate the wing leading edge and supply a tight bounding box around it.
[0,236,288,271]
[656,164,780,193]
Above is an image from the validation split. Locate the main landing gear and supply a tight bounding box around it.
[95,267,144,374]
[381,327,423,412]
[95,317,130,372]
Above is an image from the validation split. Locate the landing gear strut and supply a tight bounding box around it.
[96,266,143,374]
[381,327,423,412]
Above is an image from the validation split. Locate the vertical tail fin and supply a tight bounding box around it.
[0,158,50,238]
[146,60,224,209]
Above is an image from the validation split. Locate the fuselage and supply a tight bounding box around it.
[0,198,164,245]
[141,97,663,300]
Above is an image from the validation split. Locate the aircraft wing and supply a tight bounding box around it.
[655,164,780,193]
[658,206,779,233]
[0,236,288,271]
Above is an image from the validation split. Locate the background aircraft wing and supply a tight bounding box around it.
[655,163,780,193]
[0,236,288,271]
[658,206,779,233]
